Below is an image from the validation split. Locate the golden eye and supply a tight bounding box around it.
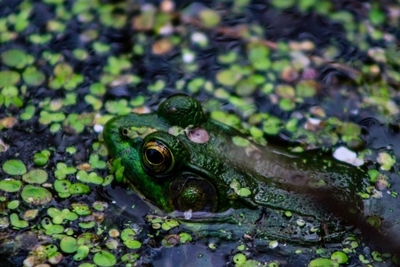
[142,140,174,174]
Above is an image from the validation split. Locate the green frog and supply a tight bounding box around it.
[103,95,367,244]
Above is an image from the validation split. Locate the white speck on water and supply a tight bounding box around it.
[308,117,321,125]
[94,124,104,133]
[191,32,208,44]
[159,24,173,35]
[333,146,364,166]
[184,209,192,220]
[183,52,195,63]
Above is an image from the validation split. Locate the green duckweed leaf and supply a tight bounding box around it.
[232,136,251,147]
[161,219,179,231]
[74,245,89,261]
[121,253,139,263]
[309,258,339,267]
[93,201,108,211]
[271,0,295,9]
[2,159,26,175]
[279,98,295,111]
[148,79,166,92]
[248,44,271,70]
[263,116,282,135]
[105,99,131,115]
[77,170,104,184]
[60,236,78,253]
[89,83,106,96]
[73,49,88,60]
[276,85,295,98]
[216,69,241,86]
[89,154,106,169]
[0,71,20,87]
[218,51,238,64]
[199,9,220,27]
[79,222,94,230]
[296,80,318,98]
[331,251,348,264]
[33,150,50,166]
[23,66,45,86]
[69,183,90,195]
[85,95,102,110]
[20,105,36,120]
[111,158,125,182]
[121,228,135,240]
[377,152,396,171]
[72,203,91,216]
[238,187,251,197]
[124,239,141,249]
[93,251,117,267]
[44,244,58,255]
[21,185,52,205]
[369,5,385,25]
[179,233,192,243]
[10,213,28,228]
[78,263,96,267]
[233,253,246,265]
[0,179,22,192]
[1,49,30,69]
[121,228,139,248]
[211,111,241,129]
[54,179,71,194]
[54,162,76,179]
[236,79,257,97]
[7,200,19,209]
[46,224,65,235]
[22,169,48,184]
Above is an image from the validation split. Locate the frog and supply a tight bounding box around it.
[103,94,367,244]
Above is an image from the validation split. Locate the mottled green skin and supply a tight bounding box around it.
[104,95,366,243]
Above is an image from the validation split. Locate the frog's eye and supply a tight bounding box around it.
[142,140,174,174]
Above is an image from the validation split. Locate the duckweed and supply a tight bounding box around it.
[7,200,19,209]
[1,49,32,69]
[10,213,28,228]
[73,245,89,261]
[93,250,117,267]
[22,169,48,184]
[308,258,338,267]
[60,236,78,253]
[0,179,22,192]
[331,251,348,264]
[22,67,45,86]
[21,185,52,205]
[2,159,26,175]
[54,162,76,179]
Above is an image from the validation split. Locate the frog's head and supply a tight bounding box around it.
[103,95,218,212]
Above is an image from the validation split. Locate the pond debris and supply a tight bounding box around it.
[333,146,364,167]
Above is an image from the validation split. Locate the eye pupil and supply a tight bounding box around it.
[146,148,164,164]
[122,129,128,135]
[142,140,175,174]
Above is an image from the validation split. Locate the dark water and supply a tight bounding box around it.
[1,0,400,266]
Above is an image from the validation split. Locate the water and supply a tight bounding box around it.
[0,0,400,266]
